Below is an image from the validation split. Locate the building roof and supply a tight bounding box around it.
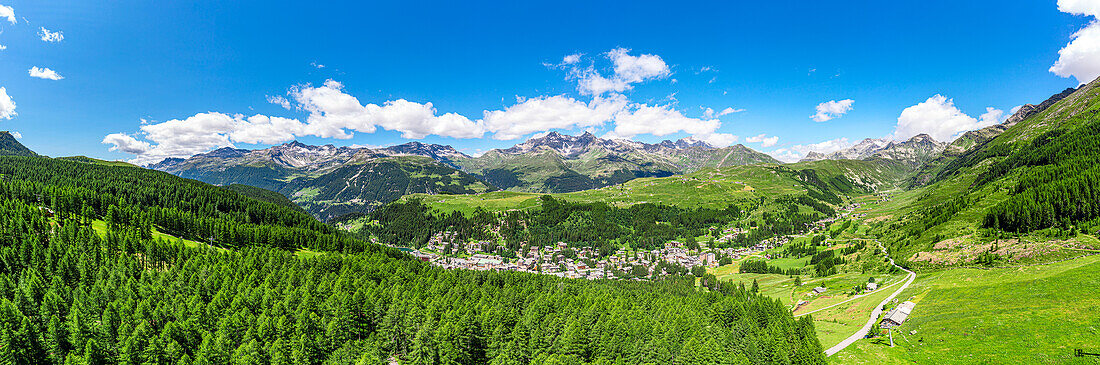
[882,301,916,327]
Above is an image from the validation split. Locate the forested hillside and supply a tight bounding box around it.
[224,184,309,215]
[0,155,369,253]
[156,143,495,221]
[0,153,826,364]
[0,131,35,157]
[871,77,1100,267]
[286,156,495,221]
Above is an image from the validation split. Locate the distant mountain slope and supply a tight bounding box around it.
[452,131,779,193]
[801,134,946,167]
[802,138,890,161]
[153,142,495,220]
[286,155,494,220]
[224,183,308,214]
[152,133,779,216]
[0,131,36,157]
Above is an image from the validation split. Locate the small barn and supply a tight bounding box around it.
[880,301,916,328]
[812,286,827,294]
[866,282,878,291]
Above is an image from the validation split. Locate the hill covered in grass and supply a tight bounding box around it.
[407,158,910,214]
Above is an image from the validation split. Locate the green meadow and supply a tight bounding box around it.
[832,254,1100,364]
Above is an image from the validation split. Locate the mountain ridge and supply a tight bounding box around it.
[800,133,946,167]
[0,131,36,157]
[151,133,781,216]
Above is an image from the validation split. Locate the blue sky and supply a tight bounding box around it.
[0,0,1097,163]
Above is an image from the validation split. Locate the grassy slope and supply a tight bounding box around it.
[57,156,138,167]
[88,220,210,249]
[407,160,909,215]
[707,237,906,350]
[832,254,1100,364]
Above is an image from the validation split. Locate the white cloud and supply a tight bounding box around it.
[109,62,742,161]
[695,132,739,147]
[0,5,14,24]
[28,67,64,80]
[978,107,1005,126]
[483,94,625,140]
[612,104,718,137]
[1051,0,1100,84]
[9,131,19,139]
[1009,105,1023,116]
[102,133,152,154]
[311,62,325,69]
[561,53,581,65]
[811,99,854,122]
[38,27,63,43]
[1059,0,1100,18]
[267,95,292,109]
[568,48,671,95]
[746,133,779,147]
[229,115,308,145]
[0,87,14,120]
[892,95,1000,141]
[608,103,737,147]
[1050,22,1100,84]
[291,80,485,139]
[702,107,745,119]
[769,137,854,163]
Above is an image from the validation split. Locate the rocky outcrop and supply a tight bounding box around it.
[1004,86,1078,125]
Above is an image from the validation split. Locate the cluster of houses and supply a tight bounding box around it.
[402,187,873,281]
[401,231,778,280]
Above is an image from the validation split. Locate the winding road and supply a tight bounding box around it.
[822,240,916,357]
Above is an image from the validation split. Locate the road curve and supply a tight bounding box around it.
[824,240,915,357]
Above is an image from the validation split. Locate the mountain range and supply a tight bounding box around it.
[150,132,780,219]
[450,131,779,192]
[800,134,947,167]
[150,86,1076,221]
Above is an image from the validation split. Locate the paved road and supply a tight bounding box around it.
[823,240,915,357]
[795,274,906,317]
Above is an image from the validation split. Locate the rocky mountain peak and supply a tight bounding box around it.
[382,141,471,162]
[800,151,827,162]
[201,147,250,159]
[283,140,310,148]
[1004,86,1079,126]
[503,130,604,156]
[905,134,936,144]
[147,157,185,170]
